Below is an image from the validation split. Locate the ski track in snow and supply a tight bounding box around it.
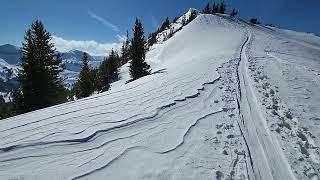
[238,30,296,180]
[241,25,320,179]
[0,13,320,180]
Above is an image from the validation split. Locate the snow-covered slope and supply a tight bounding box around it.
[0,13,320,180]
[154,8,198,44]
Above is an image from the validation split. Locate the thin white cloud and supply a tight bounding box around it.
[88,11,120,32]
[51,35,123,56]
[151,16,159,29]
[116,34,127,42]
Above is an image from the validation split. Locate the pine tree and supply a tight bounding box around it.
[212,3,218,13]
[0,102,16,120]
[231,8,238,16]
[166,28,174,40]
[159,17,170,32]
[219,1,226,14]
[181,16,186,26]
[129,18,151,81]
[12,88,24,114]
[173,16,179,23]
[186,10,197,24]
[147,32,158,47]
[99,49,119,90]
[250,18,258,24]
[99,58,111,91]
[78,52,94,98]
[120,31,131,65]
[203,3,211,14]
[107,49,119,83]
[216,3,221,13]
[16,20,66,113]
[90,68,104,92]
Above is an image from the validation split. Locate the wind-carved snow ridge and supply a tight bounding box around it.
[0,58,251,180]
[1,13,320,180]
[0,76,222,153]
[70,57,250,180]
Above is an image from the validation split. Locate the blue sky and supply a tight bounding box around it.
[1,0,319,55]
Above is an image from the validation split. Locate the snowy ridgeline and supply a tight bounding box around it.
[0,12,320,180]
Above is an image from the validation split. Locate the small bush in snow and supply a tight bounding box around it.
[250,18,258,24]
[270,89,275,95]
[284,110,293,119]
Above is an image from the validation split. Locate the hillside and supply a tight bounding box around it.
[0,12,319,180]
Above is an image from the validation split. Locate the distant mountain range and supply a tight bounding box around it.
[0,44,106,101]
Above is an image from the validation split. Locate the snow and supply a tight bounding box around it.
[0,58,18,72]
[0,13,320,180]
[61,69,80,88]
[0,58,19,77]
[110,63,130,89]
[238,32,296,180]
[152,8,198,44]
[246,27,320,179]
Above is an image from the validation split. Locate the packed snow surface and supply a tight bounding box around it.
[0,14,320,180]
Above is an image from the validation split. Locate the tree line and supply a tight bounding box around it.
[202,1,269,25]
[148,10,198,47]
[0,17,151,119]
[202,2,228,15]
[74,18,150,98]
[202,1,239,17]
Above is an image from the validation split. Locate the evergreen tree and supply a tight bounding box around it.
[250,18,258,24]
[147,31,158,47]
[120,31,131,65]
[12,88,24,114]
[78,52,94,98]
[203,3,211,14]
[99,49,119,90]
[212,3,218,13]
[159,17,170,32]
[231,8,238,16]
[219,1,226,14]
[69,82,80,101]
[173,16,179,23]
[129,18,151,81]
[216,3,221,13]
[186,10,197,24]
[98,58,111,91]
[166,28,174,40]
[16,20,66,113]
[0,102,16,120]
[107,49,119,83]
[265,23,275,27]
[90,68,104,92]
[147,17,172,47]
[181,16,187,26]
